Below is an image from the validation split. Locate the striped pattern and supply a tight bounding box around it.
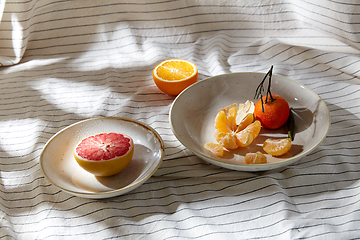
[1,0,360,239]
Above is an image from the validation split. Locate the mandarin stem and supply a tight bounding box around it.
[254,65,274,112]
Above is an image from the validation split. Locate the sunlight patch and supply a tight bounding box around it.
[30,78,117,117]
[11,13,24,62]
[0,118,45,157]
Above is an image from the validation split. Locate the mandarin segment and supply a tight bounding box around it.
[234,120,261,147]
[215,110,232,133]
[263,138,291,156]
[220,103,238,115]
[215,132,238,149]
[244,151,267,164]
[218,103,238,132]
[227,106,238,131]
[242,120,261,138]
[236,113,254,132]
[204,142,224,157]
[235,131,254,147]
[236,100,255,125]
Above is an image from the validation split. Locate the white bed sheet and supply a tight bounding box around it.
[1,0,360,239]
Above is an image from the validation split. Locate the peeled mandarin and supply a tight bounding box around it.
[213,101,262,150]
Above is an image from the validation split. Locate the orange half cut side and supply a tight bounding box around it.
[153,59,198,96]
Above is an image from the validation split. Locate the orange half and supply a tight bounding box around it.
[153,59,198,96]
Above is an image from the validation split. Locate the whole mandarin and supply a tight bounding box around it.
[254,94,290,129]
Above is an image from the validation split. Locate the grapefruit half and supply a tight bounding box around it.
[73,132,134,177]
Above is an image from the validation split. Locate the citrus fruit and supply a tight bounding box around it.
[254,94,290,129]
[253,66,290,130]
[211,101,258,150]
[240,120,261,139]
[236,100,255,127]
[263,138,291,156]
[215,102,255,134]
[204,142,224,157]
[219,103,238,131]
[73,132,134,177]
[235,120,261,147]
[215,132,238,150]
[236,113,254,132]
[204,101,260,156]
[152,59,198,96]
[244,151,267,164]
[215,109,234,133]
[235,131,254,148]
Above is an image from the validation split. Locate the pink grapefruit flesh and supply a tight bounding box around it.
[74,132,134,177]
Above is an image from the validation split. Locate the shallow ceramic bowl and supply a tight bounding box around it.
[40,117,164,198]
[169,72,330,171]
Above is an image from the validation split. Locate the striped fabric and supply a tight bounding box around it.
[1,0,360,239]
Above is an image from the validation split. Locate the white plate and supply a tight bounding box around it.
[169,72,330,171]
[40,117,164,198]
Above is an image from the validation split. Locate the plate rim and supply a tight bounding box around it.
[40,117,165,198]
[169,72,331,171]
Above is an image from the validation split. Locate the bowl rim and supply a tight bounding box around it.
[169,72,331,171]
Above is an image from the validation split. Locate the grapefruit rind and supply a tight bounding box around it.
[73,133,134,177]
